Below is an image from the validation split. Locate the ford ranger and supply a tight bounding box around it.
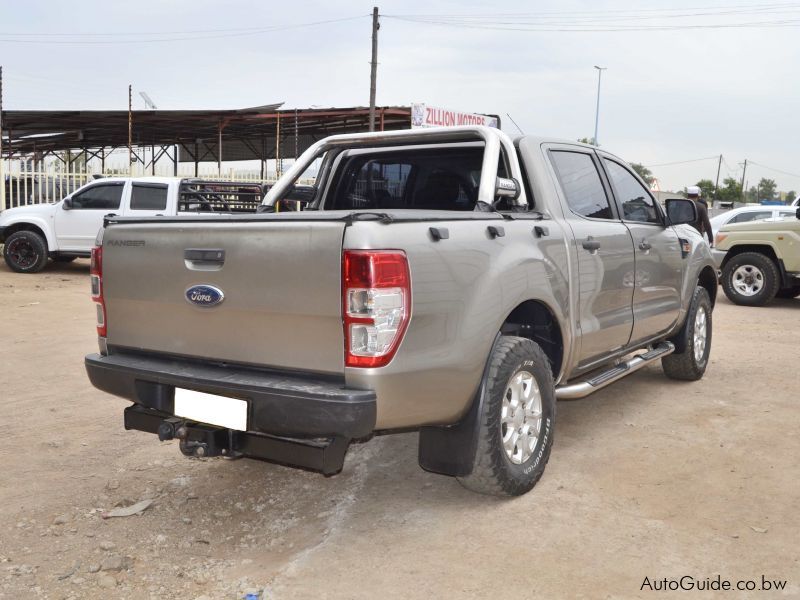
[84,126,718,496]
[0,177,264,273]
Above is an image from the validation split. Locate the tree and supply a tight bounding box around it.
[756,178,777,201]
[696,179,716,201]
[786,190,796,204]
[577,137,594,145]
[746,186,758,203]
[716,177,742,204]
[630,163,655,186]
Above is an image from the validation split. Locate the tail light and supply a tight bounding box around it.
[90,245,107,337]
[342,250,411,368]
[714,233,727,247]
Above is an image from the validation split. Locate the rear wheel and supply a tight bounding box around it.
[663,286,712,381]
[3,230,49,273]
[721,252,779,306]
[457,337,555,496]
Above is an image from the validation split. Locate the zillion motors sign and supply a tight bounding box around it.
[411,103,499,129]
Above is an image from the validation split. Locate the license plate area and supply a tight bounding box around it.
[173,388,248,431]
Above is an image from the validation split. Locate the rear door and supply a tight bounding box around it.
[54,181,126,251]
[122,181,173,217]
[600,157,683,344]
[547,147,635,368]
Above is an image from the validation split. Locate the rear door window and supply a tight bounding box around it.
[130,184,168,210]
[550,151,614,220]
[730,211,772,223]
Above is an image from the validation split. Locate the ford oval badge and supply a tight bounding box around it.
[185,284,224,308]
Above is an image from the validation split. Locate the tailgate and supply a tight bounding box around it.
[102,219,347,374]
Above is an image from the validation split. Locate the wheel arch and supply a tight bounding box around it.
[3,221,53,252]
[698,265,718,307]
[720,244,786,288]
[499,299,564,379]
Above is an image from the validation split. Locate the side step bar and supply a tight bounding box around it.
[555,342,675,400]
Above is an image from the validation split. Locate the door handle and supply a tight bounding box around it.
[639,239,652,251]
[582,238,601,252]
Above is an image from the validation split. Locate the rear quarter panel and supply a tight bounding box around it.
[343,213,572,430]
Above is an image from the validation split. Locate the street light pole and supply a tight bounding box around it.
[593,65,607,146]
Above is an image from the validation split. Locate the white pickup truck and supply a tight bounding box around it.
[0,176,264,272]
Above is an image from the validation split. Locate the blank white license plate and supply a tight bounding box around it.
[174,388,248,431]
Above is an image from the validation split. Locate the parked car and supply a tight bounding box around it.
[0,177,265,273]
[709,205,797,241]
[84,126,717,497]
[714,207,800,305]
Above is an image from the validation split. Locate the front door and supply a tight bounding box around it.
[548,148,635,368]
[601,157,683,343]
[54,181,126,251]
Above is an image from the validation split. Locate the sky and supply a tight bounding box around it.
[2,0,800,193]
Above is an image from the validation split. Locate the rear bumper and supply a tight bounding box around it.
[85,352,376,439]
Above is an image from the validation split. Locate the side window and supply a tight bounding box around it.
[130,184,168,211]
[550,151,614,220]
[603,159,660,224]
[730,211,771,223]
[71,183,124,210]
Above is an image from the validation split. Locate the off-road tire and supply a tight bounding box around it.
[775,286,800,299]
[3,230,49,273]
[721,252,780,306]
[457,337,556,497]
[662,286,712,381]
[53,255,77,263]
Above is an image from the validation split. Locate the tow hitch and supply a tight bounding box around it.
[124,404,350,475]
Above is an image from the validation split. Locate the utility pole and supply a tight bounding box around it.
[0,65,5,212]
[592,66,607,145]
[713,154,722,206]
[128,84,133,176]
[368,7,379,132]
[739,159,747,204]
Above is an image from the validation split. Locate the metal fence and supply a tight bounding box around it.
[0,159,291,211]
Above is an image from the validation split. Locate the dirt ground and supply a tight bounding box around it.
[0,259,798,599]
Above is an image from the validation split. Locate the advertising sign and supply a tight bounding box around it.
[411,103,498,129]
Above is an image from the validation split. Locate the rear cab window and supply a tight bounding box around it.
[324,146,508,211]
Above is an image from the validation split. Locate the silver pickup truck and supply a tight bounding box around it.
[85,126,717,496]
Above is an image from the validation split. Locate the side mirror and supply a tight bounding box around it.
[495,177,520,201]
[666,198,697,226]
[62,198,73,210]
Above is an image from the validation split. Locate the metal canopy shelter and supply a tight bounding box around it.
[0,104,416,173]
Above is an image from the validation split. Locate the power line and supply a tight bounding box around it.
[644,156,720,167]
[747,160,800,180]
[0,15,367,45]
[384,15,800,32]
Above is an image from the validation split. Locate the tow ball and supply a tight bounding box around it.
[156,417,222,458]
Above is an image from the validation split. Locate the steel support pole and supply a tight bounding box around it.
[593,66,606,146]
[368,7,379,132]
